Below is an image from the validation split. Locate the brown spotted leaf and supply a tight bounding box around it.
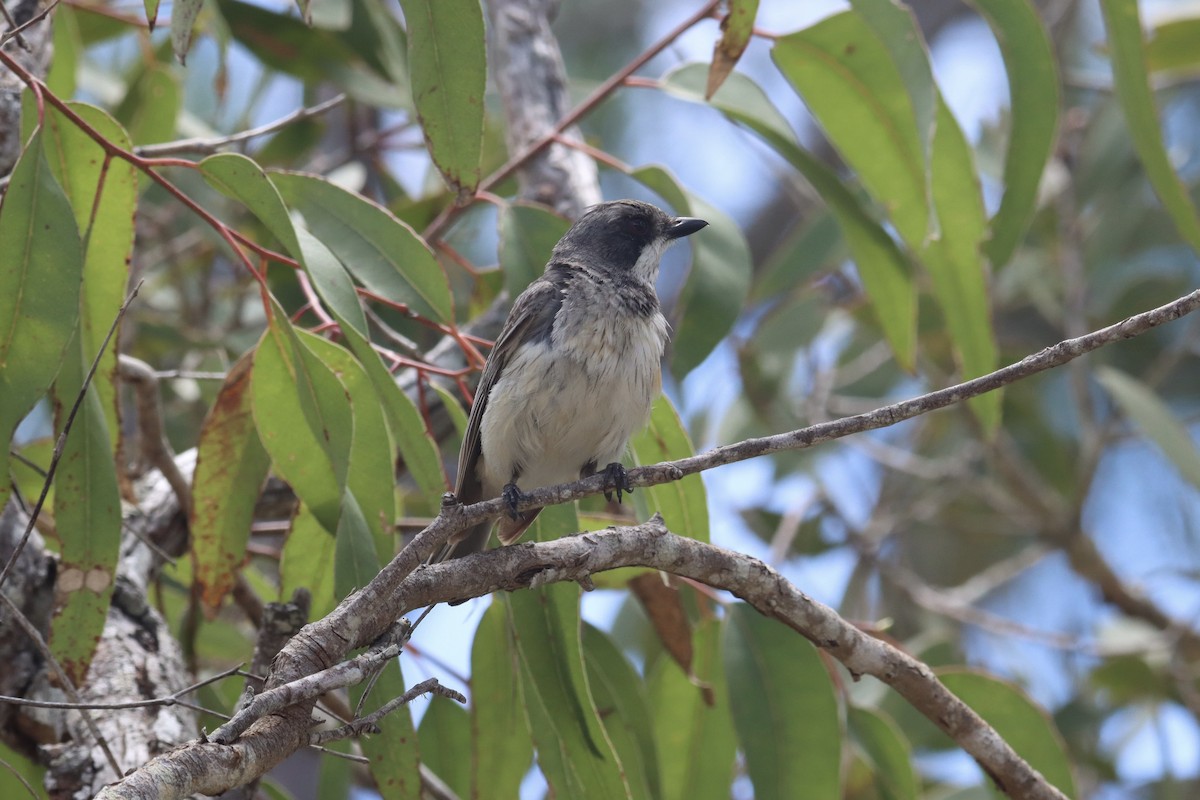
[707,0,760,99]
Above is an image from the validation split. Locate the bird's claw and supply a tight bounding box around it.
[502,483,529,520]
[602,462,633,504]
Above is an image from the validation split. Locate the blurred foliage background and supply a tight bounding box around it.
[4,0,1200,798]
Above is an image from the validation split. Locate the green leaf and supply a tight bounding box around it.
[1147,19,1200,75]
[355,658,420,800]
[470,599,535,800]
[583,624,661,799]
[307,0,351,30]
[280,504,337,619]
[628,395,708,542]
[334,491,379,597]
[114,64,180,145]
[200,153,302,258]
[217,0,410,107]
[48,6,81,96]
[706,0,759,99]
[631,166,751,377]
[648,618,736,800]
[660,64,916,369]
[291,226,370,338]
[299,331,396,549]
[0,128,84,512]
[49,370,122,686]
[849,0,935,168]
[723,603,841,800]
[773,11,929,247]
[170,0,204,63]
[848,706,918,800]
[143,0,161,29]
[1097,368,1200,490]
[36,102,137,455]
[397,0,486,197]
[506,505,631,798]
[1097,0,1200,254]
[498,201,570,299]
[418,695,470,799]
[970,0,1060,269]
[191,356,271,613]
[272,172,454,323]
[921,95,999,430]
[937,669,1077,799]
[250,312,351,532]
[430,381,468,453]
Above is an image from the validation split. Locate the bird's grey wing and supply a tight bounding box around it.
[436,276,565,562]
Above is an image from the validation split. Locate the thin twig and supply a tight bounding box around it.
[309,678,464,745]
[0,0,58,49]
[0,663,244,710]
[135,94,347,157]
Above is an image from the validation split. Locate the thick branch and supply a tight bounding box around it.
[99,520,1068,800]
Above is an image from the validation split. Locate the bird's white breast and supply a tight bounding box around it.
[477,309,668,497]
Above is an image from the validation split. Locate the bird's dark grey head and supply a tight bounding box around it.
[552,200,708,283]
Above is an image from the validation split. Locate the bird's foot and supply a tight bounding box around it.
[502,482,530,520]
[602,462,633,504]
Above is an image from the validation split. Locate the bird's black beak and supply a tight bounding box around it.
[667,217,708,239]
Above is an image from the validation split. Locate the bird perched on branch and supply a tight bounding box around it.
[430,200,708,563]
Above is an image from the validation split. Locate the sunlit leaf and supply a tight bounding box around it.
[273,171,454,323]
[629,395,709,542]
[397,0,486,197]
[773,11,929,247]
[723,603,840,799]
[280,504,337,619]
[200,153,303,258]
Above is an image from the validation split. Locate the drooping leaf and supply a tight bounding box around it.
[848,706,918,800]
[937,669,1078,799]
[191,355,271,614]
[170,0,204,63]
[773,11,929,248]
[471,599,535,800]
[0,128,84,512]
[632,166,751,378]
[272,171,454,323]
[1097,0,1200,254]
[354,657,421,800]
[418,695,470,800]
[969,0,1060,269]
[200,153,303,258]
[723,603,841,800]
[583,624,661,799]
[250,310,352,532]
[1146,18,1200,76]
[34,101,137,455]
[506,505,630,798]
[628,395,709,542]
[280,504,337,619]
[1097,368,1200,490]
[660,64,916,369]
[334,491,379,598]
[706,0,759,99]
[921,95,999,430]
[397,0,486,197]
[648,618,736,800]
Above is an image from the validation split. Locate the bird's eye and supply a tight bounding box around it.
[621,216,652,239]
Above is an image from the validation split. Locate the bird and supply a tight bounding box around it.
[430,199,708,563]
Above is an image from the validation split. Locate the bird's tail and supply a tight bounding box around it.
[426,520,495,565]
